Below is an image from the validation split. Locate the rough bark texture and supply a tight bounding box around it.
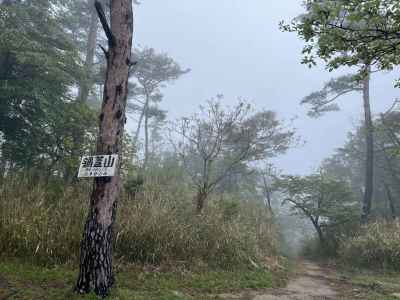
[78,0,99,103]
[361,68,374,224]
[76,0,133,297]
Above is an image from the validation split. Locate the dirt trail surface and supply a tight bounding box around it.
[221,261,341,300]
[254,261,338,299]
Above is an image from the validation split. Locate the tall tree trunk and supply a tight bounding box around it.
[133,93,149,163]
[384,183,396,220]
[75,0,133,297]
[262,174,273,212]
[0,51,12,80]
[78,0,99,103]
[133,99,147,145]
[310,217,325,248]
[143,99,149,169]
[361,66,374,224]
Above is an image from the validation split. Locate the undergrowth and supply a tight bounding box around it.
[339,221,400,271]
[0,175,278,269]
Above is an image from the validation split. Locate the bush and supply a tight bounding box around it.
[300,237,324,259]
[0,175,277,269]
[339,221,400,271]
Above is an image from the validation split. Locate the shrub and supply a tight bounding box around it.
[339,221,400,271]
[0,175,277,269]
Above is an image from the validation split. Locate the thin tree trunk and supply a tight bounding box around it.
[78,0,99,103]
[361,66,374,224]
[310,217,325,248]
[384,183,396,220]
[196,189,208,214]
[381,145,400,197]
[143,99,149,169]
[0,51,11,80]
[262,174,273,212]
[133,99,147,145]
[75,0,133,297]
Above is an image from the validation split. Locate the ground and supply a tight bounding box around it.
[0,259,286,300]
[1,260,400,299]
[219,261,400,299]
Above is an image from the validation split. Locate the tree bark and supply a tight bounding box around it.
[310,217,325,248]
[262,174,273,212]
[78,0,99,103]
[75,0,133,297]
[133,98,147,146]
[143,97,149,169]
[384,183,396,220]
[361,66,374,224]
[196,189,208,214]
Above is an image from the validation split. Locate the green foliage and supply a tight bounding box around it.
[340,221,400,271]
[281,0,400,71]
[131,47,190,94]
[322,112,400,220]
[277,172,359,255]
[278,173,358,225]
[302,74,362,117]
[0,1,97,176]
[128,47,190,157]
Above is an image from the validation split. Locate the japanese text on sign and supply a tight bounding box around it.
[78,155,118,178]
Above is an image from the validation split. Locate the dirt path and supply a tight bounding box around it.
[220,261,342,300]
[253,261,338,299]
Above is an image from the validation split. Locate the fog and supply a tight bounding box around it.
[130,0,399,175]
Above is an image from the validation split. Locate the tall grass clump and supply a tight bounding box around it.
[339,221,400,271]
[0,175,277,269]
[0,175,89,265]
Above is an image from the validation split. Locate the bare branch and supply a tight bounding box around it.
[95,0,115,47]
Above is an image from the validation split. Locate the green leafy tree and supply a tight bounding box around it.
[282,0,381,222]
[322,110,400,221]
[277,172,358,251]
[129,47,190,169]
[0,0,95,178]
[302,72,374,223]
[281,0,400,73]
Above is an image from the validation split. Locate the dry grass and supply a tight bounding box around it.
[339,221,400,271]
[0,175,277,269]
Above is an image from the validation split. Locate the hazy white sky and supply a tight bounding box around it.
[129,0,399,175]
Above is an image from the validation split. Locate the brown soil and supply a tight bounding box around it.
[220,261,350,300]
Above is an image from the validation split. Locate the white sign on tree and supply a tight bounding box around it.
[78,155,118,178]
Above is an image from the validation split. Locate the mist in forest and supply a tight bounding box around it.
[2,1,400,297]
[132,0,399,174]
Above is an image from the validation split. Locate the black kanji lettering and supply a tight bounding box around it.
[103,156,115,168]
[94,156,104,167]
[82,157,93,168]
